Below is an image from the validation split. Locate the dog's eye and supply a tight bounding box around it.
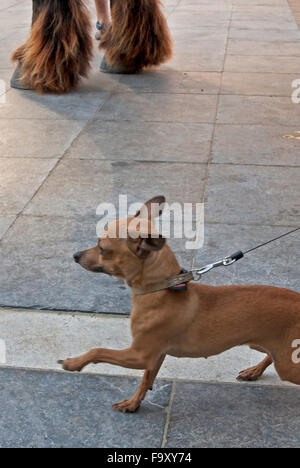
[99,246,104,254]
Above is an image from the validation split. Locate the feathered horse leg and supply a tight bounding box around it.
[11,0,93,93]
[100,0,172,74]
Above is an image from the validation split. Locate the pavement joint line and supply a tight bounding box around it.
[2,69,300,76]
[1,213,299,228]
[60,159,300,169]
[0,364,296,390]
[0,216,299,229]
[223,71,300,75]
[165,0,182,17]
[226,53,300,57]
[195,4,234,268]
[161,381,176,448]
[0,303,132,316]
[0,305,130,320]
[0,1,24,12]
[71,119,300,126]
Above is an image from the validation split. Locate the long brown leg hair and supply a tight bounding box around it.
[100,0,173,70]
[11,0,93,93]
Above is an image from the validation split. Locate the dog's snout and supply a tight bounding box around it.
[73,251,83,263]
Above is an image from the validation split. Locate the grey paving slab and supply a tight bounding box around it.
[156,29,228,72]
[65,121,214,163]
[0,214,132,313]
[97,93,218,123]
[162,0,179,6]
[227,39,300,56]
[24,159,206,217]
[171,38,227,57]
[0,119,85,158]
[176,3,232,12]
[0,214,193,313]
[232,6,295,21]
[217,96,300,125]
[0,26,29,44]
[0,89,109,121]
[171,27,229,42]
[168,11,231,29]
[116,71,222,95]
[166,381,300,448]
[195,223,300,292]
[230,19,299,30]
[0,367,171,448]
[0,50,15,70]
[221,72,299,96]
[212,125,300,166]
[0,158,57,215]
[224,55,300,73]
[233,0,287,5]
[205,164,300,226]
[229,27,300,41]
[162,53,226,72]
[0,10,30,31]
[0,215,15,239]
[22,159,114,217]
[0,70,12,94]
[182,0,231,4]
[0,0,26,10]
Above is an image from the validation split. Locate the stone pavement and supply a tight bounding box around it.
[0,0,300,448]
[1,366,300,448]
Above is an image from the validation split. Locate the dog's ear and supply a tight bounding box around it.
[128,234,166,258]
[134,195,166,220]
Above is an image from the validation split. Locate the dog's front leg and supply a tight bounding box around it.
[59,347,153,373]
[112,354,166,413]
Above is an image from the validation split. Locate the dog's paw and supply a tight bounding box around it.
[112,398,141,413]
[237,365,263,382]
[58,358,83,372]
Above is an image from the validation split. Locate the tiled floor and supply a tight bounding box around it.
[1,367,300,448]
[0,0,300,448]
[0,0,299,314]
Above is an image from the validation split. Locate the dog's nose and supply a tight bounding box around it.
[73,251,82,263]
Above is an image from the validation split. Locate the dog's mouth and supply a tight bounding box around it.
[93,265,110,274]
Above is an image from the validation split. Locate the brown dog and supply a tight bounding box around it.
[59,196,300,412]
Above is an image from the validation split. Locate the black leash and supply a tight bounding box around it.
[243,226,300,254]
[192,226,300,281]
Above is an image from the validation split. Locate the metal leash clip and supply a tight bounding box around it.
[191,251,244,281]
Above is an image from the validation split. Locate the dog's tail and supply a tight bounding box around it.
[11,0,93,93]
[100,0,173,69]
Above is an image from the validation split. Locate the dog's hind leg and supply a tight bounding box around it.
[237,354,273,382]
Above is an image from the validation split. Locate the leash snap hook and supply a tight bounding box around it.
[223,257,236,266]
[191,251,244,281]
[192,259,224,281]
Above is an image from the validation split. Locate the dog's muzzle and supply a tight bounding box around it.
[73,251,83,263]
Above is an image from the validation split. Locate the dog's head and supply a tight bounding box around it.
[74,196,169,285]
